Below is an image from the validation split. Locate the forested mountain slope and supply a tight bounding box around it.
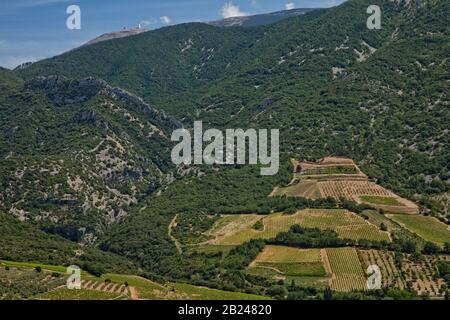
[0,73,180,243]
[17,23,264,101]
[4,0,449,289]
[0,212,135,274]
[20,0,446,206]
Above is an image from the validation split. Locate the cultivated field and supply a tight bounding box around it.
[359,250,450,296]
[248,246,326,278]
[1,260,268,300]
[0,266,65,300]
[271,180,322,199]
[273,157,419,214]
[205,209,390,246]
[387,215,450,246]
[325,248,367,292]
[36,288,126,300]
[292,157,366,180]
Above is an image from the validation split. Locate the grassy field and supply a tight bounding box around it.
[247,246,327,279]
[360,196,403,206]
[206,209,390,245]
[325,248,367,292]
[387,214,450,246]
[1,260,269,300]
[0,260,68,273]
[271,180,322,199]
[36,288,126,300]
[254,246,322,263]
[170,283,270,300]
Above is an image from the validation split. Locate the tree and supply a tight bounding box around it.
[443,243,450,254]
[324,287,333,300]
[422,242,440,255]
[267,285,287,299]
[402,240,417,254]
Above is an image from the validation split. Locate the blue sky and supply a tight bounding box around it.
[0,0,345,69]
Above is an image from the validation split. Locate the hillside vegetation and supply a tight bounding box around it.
[1,0,449,300]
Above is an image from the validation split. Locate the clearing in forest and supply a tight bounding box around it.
[204,209,391,246]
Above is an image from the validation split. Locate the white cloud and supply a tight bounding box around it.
[220,2,247,19]
[140,18,158,27]
[160,16,171,24]
[285,3,295,10]
[1,56,41,69]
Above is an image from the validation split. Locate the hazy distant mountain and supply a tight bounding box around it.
[208,8,318,27]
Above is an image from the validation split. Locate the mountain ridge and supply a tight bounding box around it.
[207,8,319,27]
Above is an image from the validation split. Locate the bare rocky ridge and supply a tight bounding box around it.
[83,28,148,47]
[208,8,318,27]
[25,76,182,130]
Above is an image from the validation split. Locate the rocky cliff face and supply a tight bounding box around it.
[26,76,182,130]
[1,74,181,243]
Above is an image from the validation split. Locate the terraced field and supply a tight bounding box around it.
[206,209,390,245]
[325,248,367,292]
[387,215,450,246]
[273,158,419,214]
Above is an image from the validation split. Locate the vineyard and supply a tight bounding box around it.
[325,248,367,292]
[79,279,129,295]
[205,209,390,246]
[247,246,327,280]
[271,180,322,199]
[252,246,325,276]
[387,214,450,246]
[36,288,127,300]
[301,166,358,176]
[318,181,416,213]
[359,250,450,296]
[273,157,419,214]
[0,267,65,300]
[358,250,405,290]
[0,260,268,300]
[254,246,322,263]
